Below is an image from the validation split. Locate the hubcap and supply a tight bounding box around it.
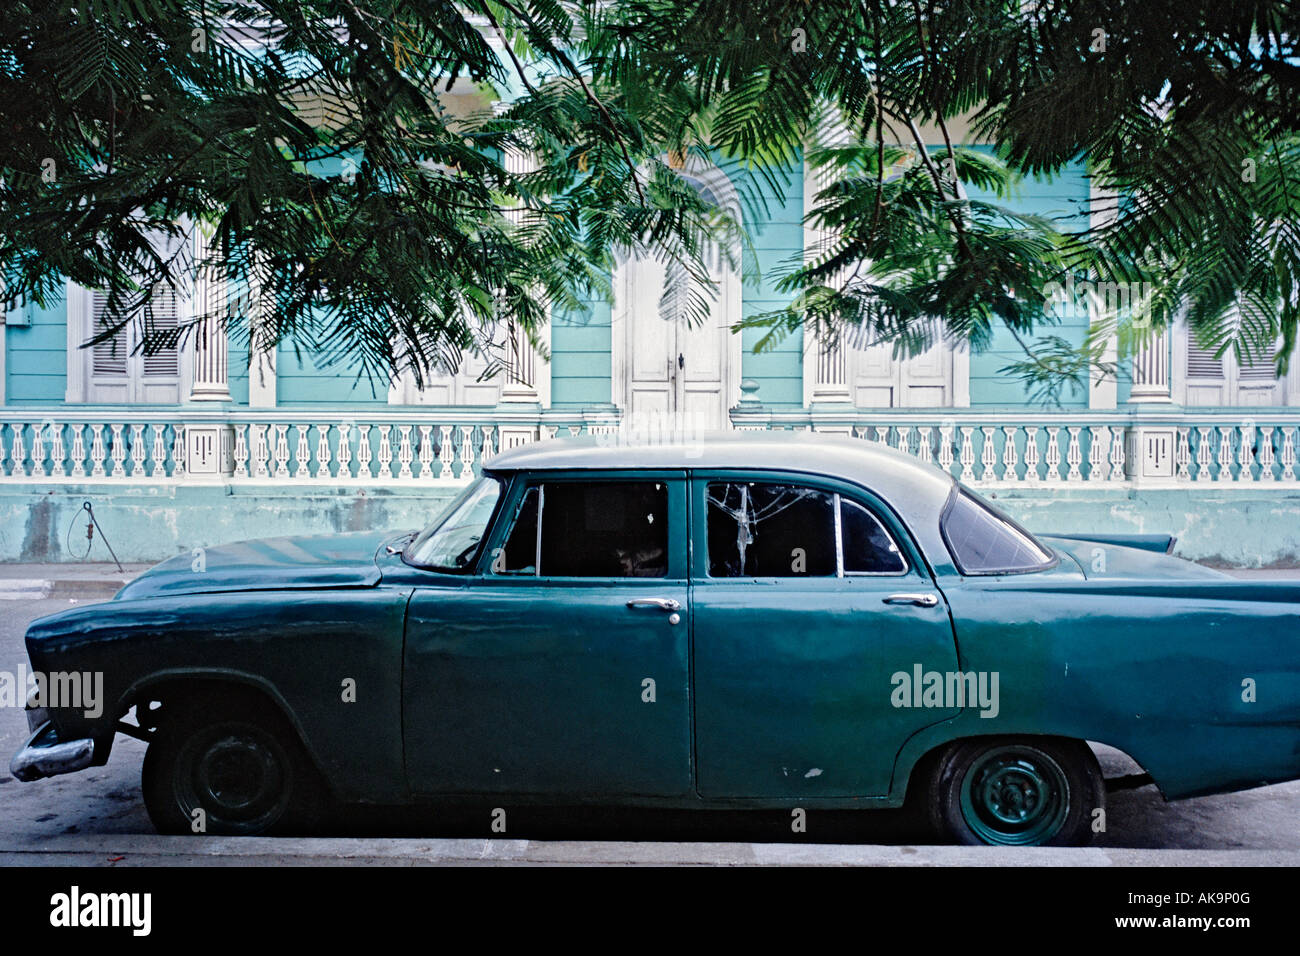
[959,746,1070,845]
[177,725,291,831]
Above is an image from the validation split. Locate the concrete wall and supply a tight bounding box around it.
[1,482,1295,567]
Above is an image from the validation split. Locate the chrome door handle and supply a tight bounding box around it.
[883,593,939,608]
[626,598,682,612]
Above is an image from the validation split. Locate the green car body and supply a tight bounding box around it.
[13,433,1300,843]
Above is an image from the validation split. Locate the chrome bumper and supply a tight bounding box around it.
[10,722,95,782]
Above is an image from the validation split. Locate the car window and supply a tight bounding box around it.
[496,481,669,578]
[841,498,907,574]
[707,481,908,578]
[707,482,837,577]
[405,476,501,571]
[941,486,1054,574]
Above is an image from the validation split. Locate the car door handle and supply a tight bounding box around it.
[626,598,682,612]
[883,593,940,608]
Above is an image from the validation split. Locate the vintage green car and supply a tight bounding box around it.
[12,433,1300,845]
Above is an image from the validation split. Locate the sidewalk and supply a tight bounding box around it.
[0,561,1294,601]
[0,562,151,600]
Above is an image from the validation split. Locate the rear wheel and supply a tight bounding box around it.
[926,737,1103,846]
[142,694,327,836]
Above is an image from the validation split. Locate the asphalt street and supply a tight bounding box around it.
[2,595,1298,865]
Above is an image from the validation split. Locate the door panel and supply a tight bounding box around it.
[403,474,693,797]
[689,474,961,798]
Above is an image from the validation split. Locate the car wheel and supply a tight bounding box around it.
[142,695,326,836]
[927,737,1104,847]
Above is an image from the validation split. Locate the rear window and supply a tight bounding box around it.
[941,486,1054,575]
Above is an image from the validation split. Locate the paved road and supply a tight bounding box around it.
[3,596,1298,865]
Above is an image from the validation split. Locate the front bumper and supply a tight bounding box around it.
[10,721,95,782]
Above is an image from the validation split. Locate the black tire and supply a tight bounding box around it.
[142,693,328,836]
[925,736,1104,847]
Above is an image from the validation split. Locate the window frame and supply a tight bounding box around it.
[479,470,689,582]
[690,470,922,583]
[938,484,1059,577]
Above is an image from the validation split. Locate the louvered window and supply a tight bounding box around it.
[77,281,182,404]
[1186,338,1225,379]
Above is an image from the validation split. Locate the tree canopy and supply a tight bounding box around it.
[2,1,1297,402]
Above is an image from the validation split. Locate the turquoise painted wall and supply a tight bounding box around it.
[738,160,805,408]
[6,296,70,405]
[0,481,1293,566]
[551,297,613,407]
[963,155,1093,408]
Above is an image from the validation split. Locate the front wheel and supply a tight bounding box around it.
[927,737,1104,846]
[142,696,326,836]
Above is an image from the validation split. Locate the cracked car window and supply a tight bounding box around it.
[707,482,836,577]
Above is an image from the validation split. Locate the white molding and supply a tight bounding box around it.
[65,280,89,404]
[1088,180,1119,409]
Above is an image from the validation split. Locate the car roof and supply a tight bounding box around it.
[486,432,958,566]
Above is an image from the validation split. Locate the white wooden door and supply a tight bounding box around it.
[623,246,733,431]
[849,336,951,408]
[1185,337,1285,406]
[86,288,180,404]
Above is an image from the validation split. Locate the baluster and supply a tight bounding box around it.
[337,424,353,478]
[294,425,311,478]
[89,424,107,477]
[458,425,475,479]
[1065,427,1082,482]
[69,425,86,478]
[232,424,249,478]
[1238,423,1256,482]
[108,424,126,478]
[1044,427,1061,481]
[9,424,25,478]
[894,426,911,455]
[542,426,559,441]
[30,423,46,478]
[1195,426,1212,482]
[959,427,976,482]
[398,426,414,478]
[250,425,270,478]
[273,425,291,478]
[873,425,889,445]
[439,425,455,479]
[356,425,374,478]
[1259,426,1276,482]
[1281,426,1297,481]
[1216,426,1233,482]
[914,426,932,467]
[1109,426,1125,482]
[172,426,186,476]
[1175,427,1191,481]
[315,425,332,478]
[481,426,496,465]
[375,425,393,479]
[129,425,146,477]
[1087,426,1106,482]
[938,425,954,476]
[49,424,66,477]
[1002,426,1020,482]
[978,427,996,481]
[418,425,434,479]
[1024,427,1040,483]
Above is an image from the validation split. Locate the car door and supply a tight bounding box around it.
[689,471,961,798]
[403,471,693,797]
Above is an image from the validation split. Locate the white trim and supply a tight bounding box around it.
[1088,180,1119,409]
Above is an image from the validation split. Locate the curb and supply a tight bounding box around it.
[0,578,132,600]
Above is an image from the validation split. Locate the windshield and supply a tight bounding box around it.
[941,484,1055,575]
[404,476,501,571]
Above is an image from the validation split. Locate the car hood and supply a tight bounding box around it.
[1040,534,1230,581]
[114,531,398,601]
